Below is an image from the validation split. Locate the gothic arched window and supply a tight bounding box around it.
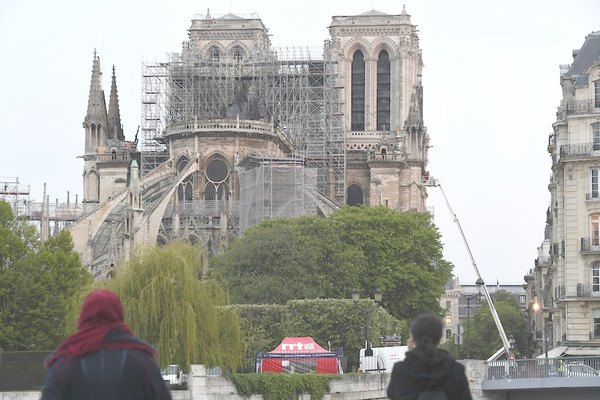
[232,46,244,64]
[209,46,220,63]
[346,184,364,206]
[377,50,391,130]
[351,50,365,131]
[204,157,230,201]
[177,156,193,202]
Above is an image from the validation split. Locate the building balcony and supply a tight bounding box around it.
[586,192,600,201]
[560,143,600,160]
[566,99,600,115]
[581,237,600,253]
[576,283,600,298]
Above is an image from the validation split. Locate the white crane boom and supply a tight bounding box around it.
[429,179,512,359]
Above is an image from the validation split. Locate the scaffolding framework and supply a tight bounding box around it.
[237,157,318,232]
[141,45,345,203]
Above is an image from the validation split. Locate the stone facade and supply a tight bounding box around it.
[540,31,600,349]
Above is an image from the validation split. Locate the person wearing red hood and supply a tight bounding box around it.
[41,289,172,400]
[387,313,473,400]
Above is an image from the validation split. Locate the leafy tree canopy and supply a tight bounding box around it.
[66,241,244,371]
[466,290,527,360]
[211,206,452,321]
[210,215,365,303]
[0,200,91,351]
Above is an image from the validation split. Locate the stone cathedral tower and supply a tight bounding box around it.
[329,7,429,210]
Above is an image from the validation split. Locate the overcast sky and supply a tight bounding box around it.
[1,0,598,285]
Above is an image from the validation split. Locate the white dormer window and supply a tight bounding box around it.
[595,80,600,108]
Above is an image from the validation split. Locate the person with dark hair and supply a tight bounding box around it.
[387,313,472,400]
[41,289,172,400]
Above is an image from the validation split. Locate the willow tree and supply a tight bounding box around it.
[66,241,244,371]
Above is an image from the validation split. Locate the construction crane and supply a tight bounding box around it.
[426,177,512,360]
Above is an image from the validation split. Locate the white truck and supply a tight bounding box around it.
[359,346,408,373]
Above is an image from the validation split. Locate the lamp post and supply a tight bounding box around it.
[465,294,474,359]
[351,289,382,357]
[465,291,483,359]
[532,300,544,358]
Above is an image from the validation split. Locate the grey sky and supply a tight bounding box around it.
[1,0,598,284]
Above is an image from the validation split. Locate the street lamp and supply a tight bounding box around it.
[464,292,482,359]
[465,294,474,359]
[351,288,382,357]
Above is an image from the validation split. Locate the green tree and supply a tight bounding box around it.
[210,216,365,303]
[211,207,452,322]
[0,200,90,351]
[67,241,244,371]
[466,290,527,359]
[330,206,452,320]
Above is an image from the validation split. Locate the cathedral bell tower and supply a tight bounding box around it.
[328,6,429,211]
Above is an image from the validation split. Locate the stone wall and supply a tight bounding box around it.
[0,361,503,400]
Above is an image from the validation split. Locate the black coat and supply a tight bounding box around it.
[387,349,472,400]
[41,331,172,400]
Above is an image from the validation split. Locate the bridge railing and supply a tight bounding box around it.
[485,356,600,380]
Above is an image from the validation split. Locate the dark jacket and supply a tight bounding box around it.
[41,331,172,400]
[387,348,472,400]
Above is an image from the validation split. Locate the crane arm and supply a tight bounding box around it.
[432,180,512,358]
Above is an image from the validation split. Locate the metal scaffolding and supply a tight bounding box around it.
[140,44,345,203]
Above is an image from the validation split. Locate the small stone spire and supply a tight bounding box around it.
[107,65,125,141]
[84,50,107,125]
[405,83,424,130]
[399,4,411,23]
[205,8,211,19]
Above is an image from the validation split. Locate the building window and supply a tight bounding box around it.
[445,300,451,310]
[177,156,193,202]
[232,46,244,64]
[376,50,391,130]
[594,123,600,150]
[351,50,365,131]
[595,81,600,108]
[445,329,452,340]
[592,169,600,199]
[209,46,220,63]
[593,309,600,339]
[204,157,229,200]
[593,261,600,293]
[592,214,600,247]
[519,295,525,304]
[346,184,364,206]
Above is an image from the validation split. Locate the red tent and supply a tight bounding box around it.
[257,337,343,374]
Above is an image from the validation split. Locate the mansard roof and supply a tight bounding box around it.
[568,31,600,86]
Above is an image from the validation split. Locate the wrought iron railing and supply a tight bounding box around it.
[485,357,600,380]
[576,283,600,297]
[586,192,600,200]
[581,237,600,252]
[560,143,600,159]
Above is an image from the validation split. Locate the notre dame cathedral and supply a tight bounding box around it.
[70,7,430,278]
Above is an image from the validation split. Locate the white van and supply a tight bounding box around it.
[359,346,408,373]
[161,364,183,385]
